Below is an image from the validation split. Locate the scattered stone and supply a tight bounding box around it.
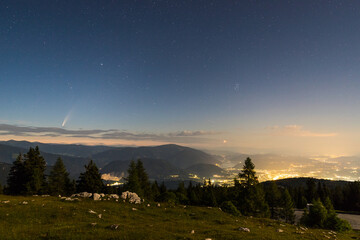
[280,224,285,227]
[191,230,195,234]
[88,209,96,214]
[147,204,150,207]
[100,193,105,197]
[90,223,97,227]
[121,191,141,204]
[109,194,119,199]
[110,224,119,230]
[2,200,10,204]
[277,229,283,233]
[22,201,28,205]
[98,214,102,219]
[205,238,212,240]
[132,208,137,211]
[58,195,61,198]
[41,195,50,197]
[157,203,161,207]
[93,193,101,201]
[31,199,35,202]
[239,227,250,232]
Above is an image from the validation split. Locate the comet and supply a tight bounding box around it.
[61,111,72,127]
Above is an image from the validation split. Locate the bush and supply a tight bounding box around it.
[301,199,352,232]
[325,212,352,232]
[156,191,177,205]
[220,201,241,216]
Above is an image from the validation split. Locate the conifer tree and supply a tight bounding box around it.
[7,153,26,195]
[280,189,295,223]
[48,157,71,196]
[77,160,104,193]
[126,160,142,196]
[23,146,47,195]
[136,159,151,198]
[151,180,160,200]
[265,181,281,219]
[238,157,269,217]
[239,157,258,187]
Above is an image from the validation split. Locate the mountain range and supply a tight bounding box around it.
[0,140,223,185]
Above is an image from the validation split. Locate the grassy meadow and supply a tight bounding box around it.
[0,195,359,240]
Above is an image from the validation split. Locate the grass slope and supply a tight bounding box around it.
[0,195,359,240]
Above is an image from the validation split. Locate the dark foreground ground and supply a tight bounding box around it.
[0,195,359,240]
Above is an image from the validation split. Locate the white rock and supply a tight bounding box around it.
[147,204,150,207]
[109,194,119,199]
[22,201,28,205]
[98,214,102,219]
[277,229,284,233]
[93,193,101,201]
[2,200,10,204]
[157,203,161,207]
[79,192,92,198]
[90,223,97,227]
[239,227,250,232]
[132,208,137,211]
[121,191,142,204]
[191,230,195,234]
[88,209,96,214]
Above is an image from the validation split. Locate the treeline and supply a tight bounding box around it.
[1,146,354,232]
[283,178,360,212]
[3,146,106,196]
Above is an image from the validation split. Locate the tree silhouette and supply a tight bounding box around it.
[48,157,72,196]
[77,160,104,193]
[7,153,26,195]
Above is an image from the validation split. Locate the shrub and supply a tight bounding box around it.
[220,201,241,216]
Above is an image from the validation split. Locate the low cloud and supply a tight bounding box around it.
[0,124,218,143]
[268,125,337,137]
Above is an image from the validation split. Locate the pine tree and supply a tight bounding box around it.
[239,157,258,188]
[238,157,269,217]
[126,160,142,196]
[151,181,160,200]
[265,181,281,219]
[136,159,151,198]
[23,146,47,195]
[77,160,104,193]
[7,153,26,195]
[48,157,71,196]
[280,189,295,223]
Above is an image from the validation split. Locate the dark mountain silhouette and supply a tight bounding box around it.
[0,143,89,179]
[0,140,114,158]
[262,177,350,189]
[101,158,189,180]
[92,144,218,168]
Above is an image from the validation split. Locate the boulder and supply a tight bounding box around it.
[109,194,119,199]
[93,193,101,201]
[121,191,141,204]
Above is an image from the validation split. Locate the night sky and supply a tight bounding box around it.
[1,1,360,156]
